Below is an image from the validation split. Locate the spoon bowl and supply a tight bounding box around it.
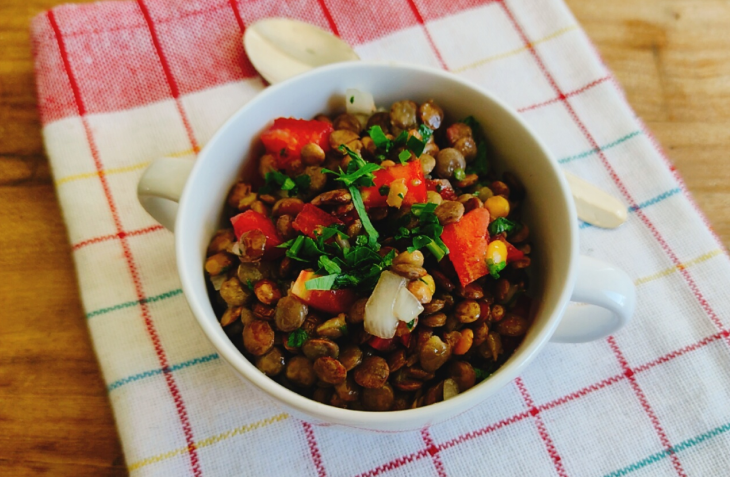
[243,18,359,85]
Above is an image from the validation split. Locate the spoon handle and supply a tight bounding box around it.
[564,171,627,229]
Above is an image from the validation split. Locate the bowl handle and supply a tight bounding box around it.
[551,255,636,343]
[137,157,194,232]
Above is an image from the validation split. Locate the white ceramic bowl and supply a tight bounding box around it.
[138,61,635,432]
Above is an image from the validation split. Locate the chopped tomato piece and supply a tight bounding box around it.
[426,179,458,201]
[505,240,525,263]
[230,210,283,260]
[260,118,333,168]
[291,204,343,238]
[360,161,427,208]
[368,336,396,352]
[291,270,356,315]
[440,208,491,287]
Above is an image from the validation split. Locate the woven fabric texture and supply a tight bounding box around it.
[31,0,730,475]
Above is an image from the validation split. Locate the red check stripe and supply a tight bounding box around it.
[515,378,568,477]
[421,428,447,477]
[406,0,448,69]
[316,0,340,36]
[301,421,327,477]
[47,10,202,477]
[72,224,165,250]
[517,75,611,113]
[607,337,687,477]
[634,330,730,374]
[136,0,200,153]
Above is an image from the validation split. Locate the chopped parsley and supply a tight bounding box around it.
[401,203,449,261]
[349,96,355,104]
[349,186,380,249]
[245,279,255,291]
[462,116,489,175]
[487,258,506,279]
[339,324,349,336]
[379,185,390,196]
[323,146,381,188]
[398,149,411,164]
[260,171,309,196]
[488,217,518,237]
[305,274,338,290]
[368,125,391,151]
[454,168,466,181]
[367,126,409,155]
[318,255,343,275]
[287,328,308,348]
[405,124,433,158]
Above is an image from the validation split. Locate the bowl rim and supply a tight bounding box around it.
[176,60,579,428]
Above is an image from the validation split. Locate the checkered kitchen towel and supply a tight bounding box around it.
[31,0,730,475]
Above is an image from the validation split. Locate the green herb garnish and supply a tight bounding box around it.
[487,258,506,279]
[454,168,466,181]
[393,130,409,147]
[402,203,449,261]
[368,126,409,154]
[488,217,518,237]
[405,124,433,158]
[339,324,349,336]
[305,274,338,290]
[318,255,343,275]
[398,149,411,164]
[462,116,489,175]
[379,185,390,196]
[323,145,381,188]
[260,171,309,196]
[245,279,255,291]
[474,368,490,383]
[406,319,416,330]
[349,186,379,249]
[369,125,391,151]
[287,328,308,348]
[349,96,355,104]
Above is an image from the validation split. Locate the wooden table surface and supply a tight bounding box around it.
[2,0,729,475]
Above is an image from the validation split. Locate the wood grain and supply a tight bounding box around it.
[0,1,728,475]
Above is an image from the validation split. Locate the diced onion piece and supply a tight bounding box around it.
[210,273,227,291]
[394,286,424,323]
[443,378,460,400]
[386,178,408,208]
[364,271,406,339]
[345,88,376,116]
[229,242,241,256]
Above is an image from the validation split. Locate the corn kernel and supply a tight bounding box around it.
[485,195,510,218]
[487,240,507,265]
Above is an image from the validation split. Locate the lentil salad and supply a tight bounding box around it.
[205,91,533,411]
